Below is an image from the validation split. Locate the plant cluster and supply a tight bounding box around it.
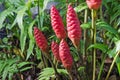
[0,0,120,80]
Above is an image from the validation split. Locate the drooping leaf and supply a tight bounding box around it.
[87,43,108,53]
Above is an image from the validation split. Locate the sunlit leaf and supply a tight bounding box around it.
[115,40,120,52]
[107,48,116,58]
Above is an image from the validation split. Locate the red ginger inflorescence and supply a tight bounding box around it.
[59,39,73,70]
[34,27,48,53]
[67,4,82,49]
[86,0,102,10]
[51,41,61,62]
[50,6,66,40]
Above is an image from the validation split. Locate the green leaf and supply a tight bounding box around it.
[0,61,7,74]
[0,45,10,48]
[17,62,33,68]
[2,38,8,44]
[116,62,120,75]
[35,47,42,60]
[2,67,8,80]
[20,66,32,72]
[87,43,108,53]
[39,68,54,80]
[0,7,14,29]
[74,2,88,12]
[116,18,120,27]
[15,1,31,53]
[81,23,91,29]
[78,66,85,72]
[26,20,36,60]
[96,20,119,38]
[8,73,13,80]
[115,40,120,52]
[43,0,54,11]
[110,10,120,24]
[38,68,68,80]
[107,48,116,58]
[16,6,27,53]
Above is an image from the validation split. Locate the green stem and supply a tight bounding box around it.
[38,0,40,28]
[105,51,120,80]
[67,69,74,80]
[91,9,97,80]
[72,56,81,80]
[84,9,88,57]
[41,53,47,67]
[46,54,61,80]
[97,54,107,80]
[100,6,103,21]
[77,48,83,64]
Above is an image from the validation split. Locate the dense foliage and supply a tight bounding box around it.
[0,0,120,80]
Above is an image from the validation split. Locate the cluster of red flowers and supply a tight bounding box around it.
[33,0,102,69]
[50,4,82,69]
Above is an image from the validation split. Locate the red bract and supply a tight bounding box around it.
[34,27,48,53]
[51,41,61,62]
[50,6,66,39]
[59,39,73,70]
[67,4,82,49]
[86,0,102,10]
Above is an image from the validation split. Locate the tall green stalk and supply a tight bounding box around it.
[84,9,88,57]
[97,54,107,80]
[38,0,40,28]
[91,9,97,80]
[105,51,120,80]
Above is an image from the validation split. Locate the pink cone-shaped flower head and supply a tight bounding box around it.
[59,39,73,70]
[34,27,48,53]
[67,4,82,49]
[50,6,66,39]
[86,0,102,10]
[51,41,61,62]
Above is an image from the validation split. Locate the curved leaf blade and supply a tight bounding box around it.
[87,43,108,53]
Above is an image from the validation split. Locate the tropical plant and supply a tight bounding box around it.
[0,0,120,80]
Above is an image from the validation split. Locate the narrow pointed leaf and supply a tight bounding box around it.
[87,43,108,53]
